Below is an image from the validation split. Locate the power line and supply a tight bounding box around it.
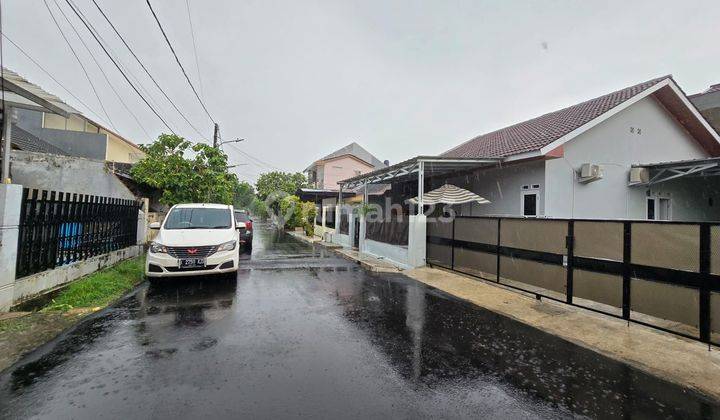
[53,0,151,139]
[145,0,215,124]
[66,0,165,114]
[184,0,204,100]
[89,0,209,141]
[2,34,108,124]
[63,0,176,134]
[226,142,283,171]
[44,0,116,129]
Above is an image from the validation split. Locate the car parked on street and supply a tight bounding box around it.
[146,203,240,279]
[234,210,253,250]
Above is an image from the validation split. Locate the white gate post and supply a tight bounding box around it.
[359,212,366,252]
[408,160,426,267]
[0,184,23,311]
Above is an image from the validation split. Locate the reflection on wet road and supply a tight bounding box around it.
[1,223,717,418]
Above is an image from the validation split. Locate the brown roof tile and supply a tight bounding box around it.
[442,76,671,158]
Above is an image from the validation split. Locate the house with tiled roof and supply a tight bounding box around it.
[436,75,720,221]
[690,83,720,135]
[0,67,147,200]
[299,141,387,238]
[304,142,387,191]
[331,75,720,269]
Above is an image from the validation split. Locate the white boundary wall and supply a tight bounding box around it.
[13,245,143,305]
[358,214,426,269]
[0,183,146,311]
[0,185,23,311]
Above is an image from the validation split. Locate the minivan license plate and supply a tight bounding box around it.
[179,258,206,268]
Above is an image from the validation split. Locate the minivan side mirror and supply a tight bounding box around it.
[149,222,161,229]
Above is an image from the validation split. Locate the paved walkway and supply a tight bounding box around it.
[405,266,720,401]
[333,248,402,273]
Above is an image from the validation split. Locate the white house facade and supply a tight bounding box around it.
[439,76,720,222]
[336,75,720,270]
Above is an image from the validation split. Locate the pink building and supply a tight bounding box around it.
[304,142,386,191]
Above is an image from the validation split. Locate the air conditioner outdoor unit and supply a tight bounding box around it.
[629,167,649,185]
[578,163,602,183]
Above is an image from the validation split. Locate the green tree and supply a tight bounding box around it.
[255,171,307,200]
[131,133,240,206]
[279,195,302,228]
[233,181,255,210]
[249,197,269,220]
[278,195,317,232]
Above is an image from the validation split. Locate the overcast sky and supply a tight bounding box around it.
[4,0,719,184]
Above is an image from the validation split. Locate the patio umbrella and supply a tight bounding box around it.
[407,184,490,205]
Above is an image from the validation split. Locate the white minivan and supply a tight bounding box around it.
[146,203,240,278]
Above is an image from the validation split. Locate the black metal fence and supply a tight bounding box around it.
[427,216,720,346]
[339,212,349,234]
[366,218,409,246]
[16,188,141,278]
[325,208,336,229]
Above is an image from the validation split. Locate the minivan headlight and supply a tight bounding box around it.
[150,242,168,254]
[217,240,236,252]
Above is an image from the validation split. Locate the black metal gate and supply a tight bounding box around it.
[16,188,142,278]
[354,217,360,248]
[427,216,720,346]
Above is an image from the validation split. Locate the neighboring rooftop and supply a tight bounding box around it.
[442,76,673,159]
[11,124,67,155]
[690,83,720,97]
[0,67,80,116]
[689,82,720,135]
[306,142,386,171]
[1,67,143,154]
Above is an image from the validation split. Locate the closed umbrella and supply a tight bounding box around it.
[407,184,490,205]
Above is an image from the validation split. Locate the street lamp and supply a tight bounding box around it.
[218,138,244,147]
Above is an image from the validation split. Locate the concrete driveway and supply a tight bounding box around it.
[0,224,717,419]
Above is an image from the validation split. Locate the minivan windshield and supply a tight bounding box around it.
[164,208,232,230]
[234,211,250,223]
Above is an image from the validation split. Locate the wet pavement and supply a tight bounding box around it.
[1,224,718,419]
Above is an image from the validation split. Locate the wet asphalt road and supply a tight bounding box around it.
[1,225,719,419]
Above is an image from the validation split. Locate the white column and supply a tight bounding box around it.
[348,210,354,246]
[358,182,368,252]
[359,212,366,252]
[0,184,23,311]
[407,214,427,268]
[408,160,426,267]
[417,160,425,213]
[137,198,149,245]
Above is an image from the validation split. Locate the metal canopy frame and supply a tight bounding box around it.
[337,155,500,209]
[338,156,501,189]
[631,157,720,186]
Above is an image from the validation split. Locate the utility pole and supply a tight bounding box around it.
[1,106,13,184]
[212,122,219,148]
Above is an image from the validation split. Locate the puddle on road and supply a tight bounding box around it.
[314,269,720,419]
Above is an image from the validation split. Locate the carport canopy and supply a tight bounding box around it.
[631,157,720,186]
[337,156,501,208]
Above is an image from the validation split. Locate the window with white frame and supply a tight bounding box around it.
[521,188,539,217]
[647,197,671,221]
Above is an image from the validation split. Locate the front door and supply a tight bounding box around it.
[353,218,360,248]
